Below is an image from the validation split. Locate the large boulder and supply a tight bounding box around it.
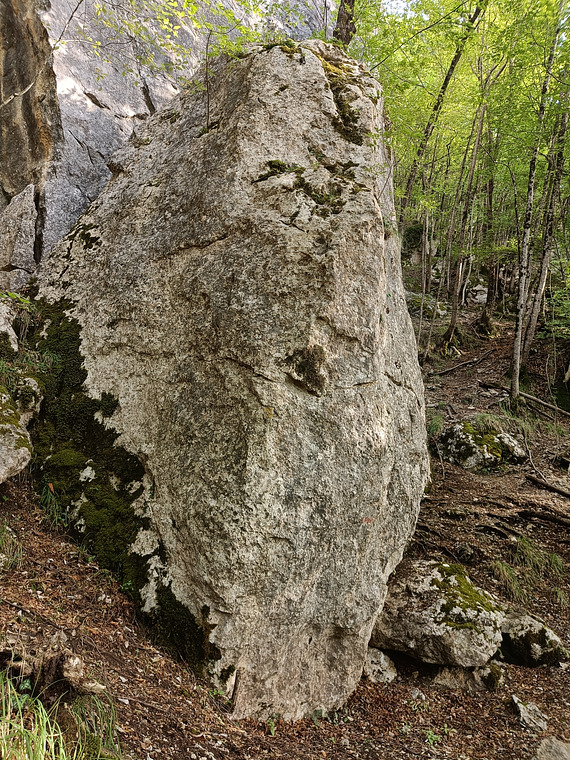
[371,560,505,667]
[36,41,428,719]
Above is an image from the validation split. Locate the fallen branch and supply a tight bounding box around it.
[525,473,570,500]
[428,349,494,377]
[517,508,570,529]
[479,382,570,419]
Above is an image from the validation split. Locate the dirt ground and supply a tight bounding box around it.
[1,310,569,760]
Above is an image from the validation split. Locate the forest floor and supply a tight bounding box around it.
[1,307,570,760]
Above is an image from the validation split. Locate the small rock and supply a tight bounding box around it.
[440,422,526,471]
[410,687,426,701]
[512,694,548,732]
[364,648,397,684]
[501,612,563,667]
[455,542,477,564]
[534,737,570,760]
[433,662,504,694]
[497,433,526,463]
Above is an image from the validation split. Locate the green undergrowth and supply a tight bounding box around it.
[0,672,121,760]
[492,536,567,606]
[0,521,23,572]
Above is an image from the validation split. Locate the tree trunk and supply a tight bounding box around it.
[511,14,562,400]
[521,108,568,366]
[333,0,356,46]
[441,104,486,347]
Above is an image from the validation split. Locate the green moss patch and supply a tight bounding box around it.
[28,298,147,592]
[432,563,501,631]
[320,58,364,146]
[26,298,221,675]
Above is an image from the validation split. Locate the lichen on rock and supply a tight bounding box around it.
[38,41,428,720]
[440,421,526,470]
[371,560,505,667]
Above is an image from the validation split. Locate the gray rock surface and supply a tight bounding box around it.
[2,0,330,276]
[0,301,18,352]
[501,611,563,667]
[371,560,505,667]
[364,649,397,684]
[512,694,548,732]
[534,737,570,760]
[0,388,32,485]
[440,422,526,470]
[38,41,428,720]
[0,184,38,291]
[432,662,504,694]
[0,0,60,210]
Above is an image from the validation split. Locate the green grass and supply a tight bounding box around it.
[0,523,23,573]
[492,537,567,605]
[0,673,121,760]
[39,486,68,531]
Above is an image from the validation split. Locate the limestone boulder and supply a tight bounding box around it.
[371,560,505,667]
[364,649,397,684]
[440,421,526,470]
[37,41,428,720]
[512,694,548,732]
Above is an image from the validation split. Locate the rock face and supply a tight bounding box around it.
[0,184,38,291]
[0,0,61,286]
[37,41,428,720]
[371,560,505,667]
[1,0,330,276]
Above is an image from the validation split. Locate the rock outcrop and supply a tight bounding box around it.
[36,41,428,719]
[371,560,505,667]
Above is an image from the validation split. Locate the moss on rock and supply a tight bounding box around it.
[27,297,221,676]
[29,298,147,590]
[432,563,503,632]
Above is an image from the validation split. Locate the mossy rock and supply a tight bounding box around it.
[440,421,526,471]
[27,298,217,674]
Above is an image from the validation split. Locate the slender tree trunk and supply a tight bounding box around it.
[511,14,562,400]
[333,0,356,45]
[399,4,485,228]
[521,108,568,366]
[441,104,486,346]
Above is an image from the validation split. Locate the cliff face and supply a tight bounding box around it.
[0,0,61,287]
[1,0,329,285]
[37,40,429,720]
